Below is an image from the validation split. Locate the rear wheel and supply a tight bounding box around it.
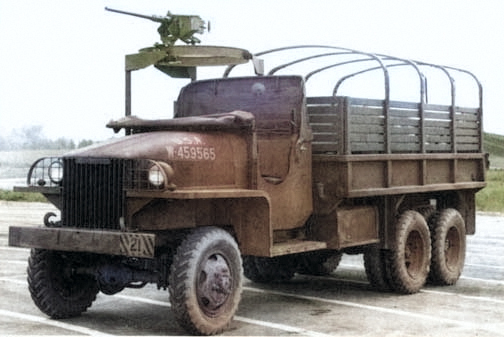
[386,211,431,294]
[27,249,99,318]
[169,227,243,335]
[243,255,296,283]
[297,250,342,276]
[364,246,392,292]
[428,208,466,285]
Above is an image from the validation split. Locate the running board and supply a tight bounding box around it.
[271,240,327,257]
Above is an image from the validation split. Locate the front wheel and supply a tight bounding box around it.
[386,211,431,294]
[169,227,243,335]
[27,249,99,318]
[428,208,466,285]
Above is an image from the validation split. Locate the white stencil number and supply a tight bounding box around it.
[174,146,216,161]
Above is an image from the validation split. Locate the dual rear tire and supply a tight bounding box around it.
[364,208,466,294]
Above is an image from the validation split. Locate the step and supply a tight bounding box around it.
[271,240,327,257]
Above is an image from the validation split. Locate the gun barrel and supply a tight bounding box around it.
[105,7,165,22]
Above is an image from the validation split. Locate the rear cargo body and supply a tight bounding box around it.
[306,95,485,251]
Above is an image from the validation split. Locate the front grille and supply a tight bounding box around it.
[62,158,125,230]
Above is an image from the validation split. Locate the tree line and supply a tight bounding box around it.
[0,126,94,150]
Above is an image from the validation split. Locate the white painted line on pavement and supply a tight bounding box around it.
[422,289,504,305]
[0,246,29,251]
[466,262,504,270]
[117,293,332,337]
[2,260,28,265]
[460,275,504,285]
[243,286,504,336]
[235,316,332,337]
[0,277,25,285]
[115,294,170,307]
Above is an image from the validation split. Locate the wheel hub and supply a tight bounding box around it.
[198,254,232,315]
[405,230,424,278]
[445,226,460,271]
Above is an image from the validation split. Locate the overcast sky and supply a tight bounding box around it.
[1,0,503,142]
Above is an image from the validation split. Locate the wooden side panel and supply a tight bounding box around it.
[312,153,486,199]
[307,96,481,155]
[426,160,453,184]
[306,97,344,154]
[457,159,485,182]
[391,160,422,187]
[350,161,386,190]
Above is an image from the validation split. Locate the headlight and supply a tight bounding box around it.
[144,161,175,190]
[126,160,176,191]
[148,165,165,187]
[48,160,64,184]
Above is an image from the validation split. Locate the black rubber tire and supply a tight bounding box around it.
[363,246,392,292]
[428,208,466,285]
[243,255,296,283]
[386,210,431,294]
[297,250,342,276]
[27,249,99,319]
[169,227,243,335]
[242,255,262,282]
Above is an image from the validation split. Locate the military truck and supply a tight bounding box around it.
[9,8,486,336]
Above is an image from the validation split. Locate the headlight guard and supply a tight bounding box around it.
[27,157,64,187]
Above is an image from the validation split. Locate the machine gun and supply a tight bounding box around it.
[105,7,207,46]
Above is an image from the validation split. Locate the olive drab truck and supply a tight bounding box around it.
[8,8,487,336]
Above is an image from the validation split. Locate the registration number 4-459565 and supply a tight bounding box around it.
[168,145,216,161]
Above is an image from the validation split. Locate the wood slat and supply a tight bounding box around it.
[457,144,480,152]
[350,124,384,133]
[310,124,338,133]
[351,143,386,152]
[391,143,421,152]
[389,117,420,127]
[456,128,479,136]
[350,134,384,143]
[456,136,479,144]
[307,105,340,114]
[312,142,341,153]
[308,114,339,123]
[313,133,339,142]
[349,106,384,116]
[426,135,452,143]
[350,115,385,125]
[391,126,420,134]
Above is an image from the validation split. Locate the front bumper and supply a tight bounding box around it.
[9,226,155,258]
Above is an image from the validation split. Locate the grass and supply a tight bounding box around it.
[475,169,504,213]
[0,189,47,202]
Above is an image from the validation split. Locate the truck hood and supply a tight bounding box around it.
[65,110,254,161]
[63,118,252,189]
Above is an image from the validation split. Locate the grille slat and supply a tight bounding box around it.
[62,158,124,230]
